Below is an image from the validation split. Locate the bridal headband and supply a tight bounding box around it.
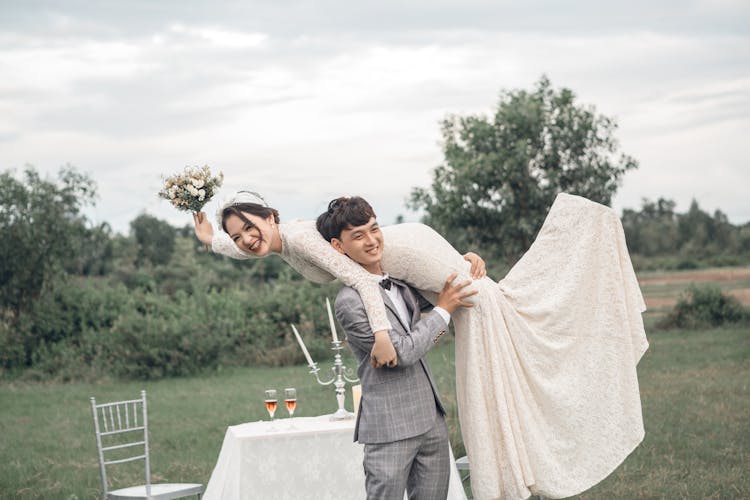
[215,190,269,226]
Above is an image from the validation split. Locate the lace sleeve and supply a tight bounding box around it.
[287,226,391,333]
[211,230,253,260]
[380,223,476,303]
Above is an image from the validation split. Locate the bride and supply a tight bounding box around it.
[194,190,486,369]
[194,190,648,500]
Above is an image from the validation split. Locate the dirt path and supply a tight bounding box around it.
[639,267,750,286]
[639,266,750,309]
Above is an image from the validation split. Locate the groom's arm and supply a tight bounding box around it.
[415,291,435,313]
[335,289,447,367]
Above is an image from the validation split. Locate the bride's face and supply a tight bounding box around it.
[224,211,278,256]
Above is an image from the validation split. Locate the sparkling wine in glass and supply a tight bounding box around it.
[284,388,297,417]
[264,389,278,422]
[284,388,297,429]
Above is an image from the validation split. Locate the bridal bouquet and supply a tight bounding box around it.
[159,165,224,212]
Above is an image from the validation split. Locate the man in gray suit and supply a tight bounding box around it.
[316,196,476,500]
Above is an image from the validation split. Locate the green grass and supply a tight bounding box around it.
[0,345,457,499]
[576,326,750,499]
[1,327,748,499]
[0,353,362,499]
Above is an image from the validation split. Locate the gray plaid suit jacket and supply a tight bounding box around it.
[335,277,448,444]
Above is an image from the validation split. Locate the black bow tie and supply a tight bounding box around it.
[379,277,393,290]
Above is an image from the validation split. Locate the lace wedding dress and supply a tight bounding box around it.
[212,193,648,499]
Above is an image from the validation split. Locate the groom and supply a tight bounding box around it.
[316,196,476,500]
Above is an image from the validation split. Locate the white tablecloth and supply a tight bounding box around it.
[204,414,467,500]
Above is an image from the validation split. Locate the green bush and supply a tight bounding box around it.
[658,285,749,329]
[675,258,700,270]
[705,254,747,268]
[0,274,343,381]
[0,277,126,372]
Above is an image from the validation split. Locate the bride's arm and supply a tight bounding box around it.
[290,227,391,333]
[290,225,399,367]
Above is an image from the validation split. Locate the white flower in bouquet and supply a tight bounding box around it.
[158,165,224,212]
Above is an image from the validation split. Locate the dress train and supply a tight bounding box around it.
[380,193,647,499]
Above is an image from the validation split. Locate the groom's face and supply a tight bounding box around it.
[331,217,384,273]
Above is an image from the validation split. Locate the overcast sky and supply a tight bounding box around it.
[1,0,748,234]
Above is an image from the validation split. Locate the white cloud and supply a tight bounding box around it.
[1,3,748,233]
[167,23,268,48]
[0,35,146,91]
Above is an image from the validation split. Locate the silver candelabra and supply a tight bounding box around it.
[308,340,359,419]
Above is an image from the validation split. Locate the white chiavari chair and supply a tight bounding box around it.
[90,390,203,500]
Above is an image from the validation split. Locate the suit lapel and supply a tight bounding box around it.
[389,278,420,328]
[379,288,410,332]
[389,278,443,413]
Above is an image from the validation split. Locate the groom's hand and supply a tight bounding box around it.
[371,330,398,368]
[436,273,478,314]
[462,252,487,279]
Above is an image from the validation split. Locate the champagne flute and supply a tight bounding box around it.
[264,389,278,429]
[284,388,297,428]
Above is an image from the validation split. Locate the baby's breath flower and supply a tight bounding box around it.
[158,165,223,212]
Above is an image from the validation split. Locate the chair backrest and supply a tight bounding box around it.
[90,390,151,498]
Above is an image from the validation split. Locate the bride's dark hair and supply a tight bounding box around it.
[221,203,280,233]
[316,196,376,242]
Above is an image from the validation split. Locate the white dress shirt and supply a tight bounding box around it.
[374,273,450,329]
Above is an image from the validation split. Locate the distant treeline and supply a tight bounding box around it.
[622,198,750,270]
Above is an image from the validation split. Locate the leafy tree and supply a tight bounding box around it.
[621,198,678,256]
[0,166,96,318]
[68,222,115,276]
[130,213,176,266]
[410,76,637,264]
[739,223,750,255]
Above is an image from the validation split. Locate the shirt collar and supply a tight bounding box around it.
[370,272,389,283]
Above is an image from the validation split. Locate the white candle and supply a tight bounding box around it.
[352,384,362,416]
[291,324,315,367]
[326,297,339,343]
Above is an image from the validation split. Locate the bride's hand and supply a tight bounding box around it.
[371,330,398,368]
[463,252,486,279]
[193,212,214,245]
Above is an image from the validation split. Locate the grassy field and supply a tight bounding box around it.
[1,268,749,499]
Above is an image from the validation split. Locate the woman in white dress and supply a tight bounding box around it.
[195,191,487,367]
[195,191,648,500]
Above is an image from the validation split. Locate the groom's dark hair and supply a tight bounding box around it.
[317,196,377,242]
